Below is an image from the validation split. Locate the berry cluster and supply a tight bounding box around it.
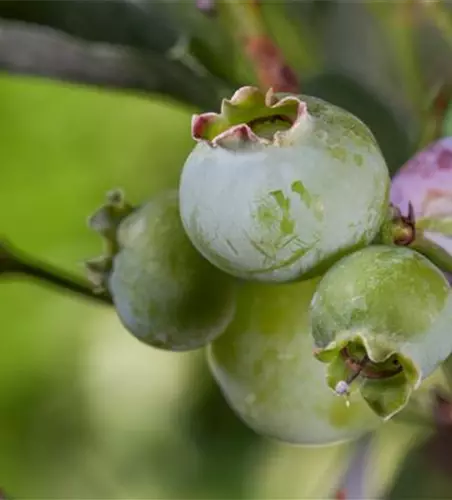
[86,86,452,446]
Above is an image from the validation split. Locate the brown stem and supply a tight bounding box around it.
[219,0,300,93]
[345,355,370,385]
[0,240,112,305]
[341,348,403,379]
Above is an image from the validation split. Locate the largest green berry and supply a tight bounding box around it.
[179,86,390,283]
[311,245,452,420]
[208,278,381,445]
[88,190,237,351]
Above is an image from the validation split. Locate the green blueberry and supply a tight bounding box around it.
[208,278,381,446]
[179,86,390,283]
[310,245,452,420]
[99,190,237,351]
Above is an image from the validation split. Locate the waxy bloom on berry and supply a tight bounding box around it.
[179,86,390,283]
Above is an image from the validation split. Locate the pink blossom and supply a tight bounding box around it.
[391,137,452,258]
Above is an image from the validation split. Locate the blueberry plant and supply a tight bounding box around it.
[3,1,452,498]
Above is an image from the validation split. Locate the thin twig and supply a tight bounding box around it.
[0,240,112,305]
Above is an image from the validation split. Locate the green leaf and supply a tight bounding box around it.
[0,1,232,109]
[0,0,243,92]
[303,72,413,175]
[0,0,178,53]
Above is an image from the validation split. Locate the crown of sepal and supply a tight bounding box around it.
[191,86,308,149]
[314,332,422,420]
[85,189,136,291]
[376,203,416,247]
[87,189,134,250]
[85,255,112,293]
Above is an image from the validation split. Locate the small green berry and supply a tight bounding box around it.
[89,190,237,351]
[310,245,452,420]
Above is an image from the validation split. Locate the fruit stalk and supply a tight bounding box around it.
[0,240,112,305]
[410,232,452,276]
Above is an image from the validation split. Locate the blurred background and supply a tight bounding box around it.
[1,1,452,498]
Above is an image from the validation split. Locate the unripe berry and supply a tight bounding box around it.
[88,190,237,351]
[208,278,381,445]
[310,245,452,420]
[180,86,390,283]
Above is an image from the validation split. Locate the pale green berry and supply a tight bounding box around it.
[107,190,237,351]
[208,278,381,445]
[311,245,452,420]
[180,86,390,283]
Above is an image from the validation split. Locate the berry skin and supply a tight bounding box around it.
[100,190,237,351]
[310,245,452,420]
[179,86,390,283]
[208,278,381,446]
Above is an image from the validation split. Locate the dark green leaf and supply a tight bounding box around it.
[0,1,237,109]
[0,0,179,53]
[0,19,226,111]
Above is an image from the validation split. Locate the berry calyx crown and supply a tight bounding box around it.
[191,86,309,149]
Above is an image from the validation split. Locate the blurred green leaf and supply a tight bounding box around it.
[441,354,452,390]
[387,428,452,499]
[303,71,413,175]
[0,0,178,52]
[178,357,264,499]
[386,389,452,499]
[0,1,232,109]
[259,1,322,76]
[365,2,425,112]
[0,0,237,94]
[0,73,196,497]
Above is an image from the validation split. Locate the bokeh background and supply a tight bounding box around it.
[1,1,452,498]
